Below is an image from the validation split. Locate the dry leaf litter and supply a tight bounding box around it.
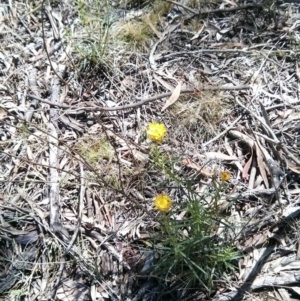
[1,0,300,300]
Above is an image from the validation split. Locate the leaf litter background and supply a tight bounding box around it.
[1,0,300,300]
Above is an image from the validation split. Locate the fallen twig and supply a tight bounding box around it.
[48,64,67,238]
[27,84,251,112]
[203,116,242,147]
[24,67,39,122]
[64,162,85,255]
[234,96,280,144]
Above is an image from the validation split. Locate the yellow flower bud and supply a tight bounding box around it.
[147,122,167,143]
[153,194,172,212]
[220,171,231,181]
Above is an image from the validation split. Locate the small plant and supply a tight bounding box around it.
[116,19,153,51]
[69,0,113,71]
[152,198,238,293]
[149,0,172,23]
[186,0,207,9]
[145,122,239,295]
[77,137,114,164]
[113,0,172,51]
[76,136,124,190]
[171,91,228,139]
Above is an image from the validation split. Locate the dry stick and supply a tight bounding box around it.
[41,4,70,297]
[214,204,300,301]
[212,246,275,301]
[225,187,276,202]
[203,116,242,147]
[24,67,39,122]
[248,156,257,189]
[226,129,282,198]
[253,131,280,144]
[27,85,251,112]
[87,229,131,271]
[44,4,60,40]
[86,189,93,218]
[1,117,150,214]
[64,162,85,255]
[59,114,84,132]
[166,0,199,14]
[248,120,284,203]
[166,0,262,16]
[259,101,283,163]
[48,64,68,239]
[157,48,263,60]
[228,129,255,148]
[149,22,179,69]
[236,94,285,199]
[49,258,65,301]
[234,96,279,144]
[40,0,64,243]
[266,102,300,111]
[35,0,156,242]
[281,145,300,165]
[151,0,263,68]
[253,102,284,192]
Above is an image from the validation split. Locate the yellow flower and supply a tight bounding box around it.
[153,194,172,212]
[220,171,231,181]
[147,122,167,143]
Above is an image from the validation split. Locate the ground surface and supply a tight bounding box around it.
[1,0,300,300]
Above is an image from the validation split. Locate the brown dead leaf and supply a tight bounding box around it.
[132,150,149,162]
[277,109,294,119]
[56,279,89,301]
[0,108,7,120]
[287,161,300,175]
[243,231,269,249]
[224,136,244,172]
[256,143,269,188]
[190,23,205,40]
[161,81,182,112]
[153,73,175,92]
[144,14,162,38]
[120,76,134,90]
[242,153,253,181]
[155,69,177,81]
[182,158,214,177]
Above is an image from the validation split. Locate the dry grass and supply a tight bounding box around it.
[170,91,228,138]
[149,0,172,23]
[76,136,115,164]
[115,20,153,51]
